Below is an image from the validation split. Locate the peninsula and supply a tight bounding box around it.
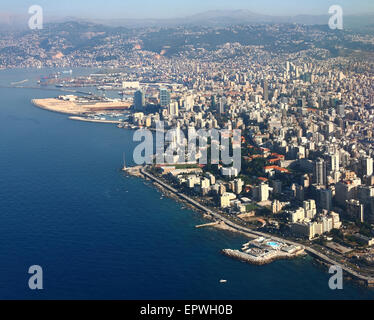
[32,95,131,115]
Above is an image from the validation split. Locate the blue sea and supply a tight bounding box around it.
[0,68,373,299]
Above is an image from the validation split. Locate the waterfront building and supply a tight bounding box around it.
[201,178,211,190]
[122,81,140,89]
[187,175,200,189]
[291,219,334,240]
[221,193,236,208]
[205,173,216,185]
[134,90,145,110]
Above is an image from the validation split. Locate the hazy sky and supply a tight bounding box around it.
[1,0,373,19]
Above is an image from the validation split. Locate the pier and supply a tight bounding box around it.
[69,116,121,124]
[195,222,220,228]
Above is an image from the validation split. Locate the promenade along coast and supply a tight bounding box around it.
[30,91,374,288]
[126,166,374,287]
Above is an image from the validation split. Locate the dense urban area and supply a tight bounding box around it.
[4,19,374,283]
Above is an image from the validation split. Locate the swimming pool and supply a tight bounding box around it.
[266,241,281,248]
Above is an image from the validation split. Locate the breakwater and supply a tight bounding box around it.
[222,249,304,266]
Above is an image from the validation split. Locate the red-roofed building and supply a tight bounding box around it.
[264,166,290,174]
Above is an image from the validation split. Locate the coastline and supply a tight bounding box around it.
[69,116,121,124]
[31,98,131,115]
[129,165,374,287]
[222,248,306,266]
[29,97,374,288]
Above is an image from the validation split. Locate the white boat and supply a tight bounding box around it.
[219,280,227,283]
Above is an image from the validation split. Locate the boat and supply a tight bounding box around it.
[219,280,227,283]
[11,79,29,86]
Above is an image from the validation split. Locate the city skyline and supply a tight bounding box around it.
[1,0,374,303]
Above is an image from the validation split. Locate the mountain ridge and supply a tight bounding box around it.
[0,9,373,30]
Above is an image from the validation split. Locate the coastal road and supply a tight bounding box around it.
[140,167,374,285]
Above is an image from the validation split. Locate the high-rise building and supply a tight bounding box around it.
[263,80,269,102]
[168,101,179,117]
[361,156,373,177]
[295,184,304,202]
[218,97,226,114]
[211,95,217,109]
[314,158,327,186]
[369,197,374,224]
[259,183,269,202]
[320,189,332,211]
[285,61,290,73]
[134,90,145,110]
[329,153,340,172]
[346,199,364,222]
[183,95,194,111]
[272,180,282,194]
[233,178,244,194]
[220,193,236,208]
[303,199,317,219]
[337,104,345,117]
[160,88,170,107]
